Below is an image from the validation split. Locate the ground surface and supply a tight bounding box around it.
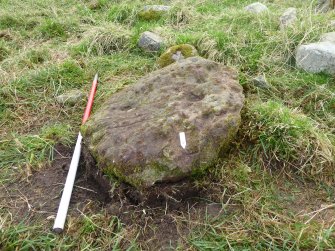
[0,0,335,250]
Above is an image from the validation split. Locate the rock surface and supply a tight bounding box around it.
[296,42,335,74]
[320,32,335,43]
[56,90,84,105]
[138,31,164,52]
[158,44,198,67]
[82,57,244,189]
[143,5,171,12]
[280,8,297,28]
[244,2,268,14]
[252,75,270,89]
[316,0,333,12]
[139,5,171,20]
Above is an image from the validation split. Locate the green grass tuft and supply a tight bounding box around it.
[246,100,335,183]
[0,41,10,61]
[81,24,132,55]
[108,4,138,24]
[38,19,68,39]
[0,123,73,171]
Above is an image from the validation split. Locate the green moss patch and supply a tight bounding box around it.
[158,44,198,67]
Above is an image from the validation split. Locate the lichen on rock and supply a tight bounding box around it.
[82,57,244,190]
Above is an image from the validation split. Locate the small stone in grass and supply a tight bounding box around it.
[56,90,84,106]
[252,75,270,89]
[280,8,297,29]
[138,5,171,21]
[138,31,164,52]
[244,2,268,14]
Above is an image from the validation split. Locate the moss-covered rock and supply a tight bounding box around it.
[158,44,198,67]
[138,5,171,21]
[82,57,244,190]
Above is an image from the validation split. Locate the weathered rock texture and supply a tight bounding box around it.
[252,75,270,89]
[316,0,334,12]
[280,8,297,29]
[296,42,335,75]
[320,32,335,43]
[82,57,244,189]
[158,44,198,67]
[244,2,268,14]
[138,31,164,52]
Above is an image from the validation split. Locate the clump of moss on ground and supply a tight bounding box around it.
[138,9,165,21]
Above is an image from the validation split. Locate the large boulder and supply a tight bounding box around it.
[296,42,335,74]
[82,57,244,189]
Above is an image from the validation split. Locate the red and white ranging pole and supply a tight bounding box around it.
[53,73,99,233]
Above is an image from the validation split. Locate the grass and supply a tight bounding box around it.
[245,100,334,183]
[0,123,73,184]
[0,212,138,250]
[0,0,334,249]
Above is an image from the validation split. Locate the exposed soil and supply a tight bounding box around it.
[0,144,223,250]
[276,178,335,228]
[0,144,109,224]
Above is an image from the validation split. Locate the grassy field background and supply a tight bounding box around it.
[0,0,335,250]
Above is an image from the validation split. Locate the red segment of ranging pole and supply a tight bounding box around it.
[82,74,98,124]
[53,73,98,233]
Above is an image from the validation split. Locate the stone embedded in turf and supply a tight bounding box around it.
[252,75,270,89]
[280,8,297,29]
[244,2,268,14]
[158,44,198,67]
[56,89,84,106]
[138,31,164,52]
[138,5,171,20]
[296,42,335,75]
[82,57,245,189]
[316,0,333,12]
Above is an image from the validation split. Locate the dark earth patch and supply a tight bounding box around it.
[0,144,229,250]
[0,144,109,224]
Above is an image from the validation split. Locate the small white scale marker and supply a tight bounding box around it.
[179,132,187,149]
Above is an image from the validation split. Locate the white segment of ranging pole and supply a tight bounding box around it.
[179,132,187,149]
[53,132,83,233]
[53,73,98,233]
